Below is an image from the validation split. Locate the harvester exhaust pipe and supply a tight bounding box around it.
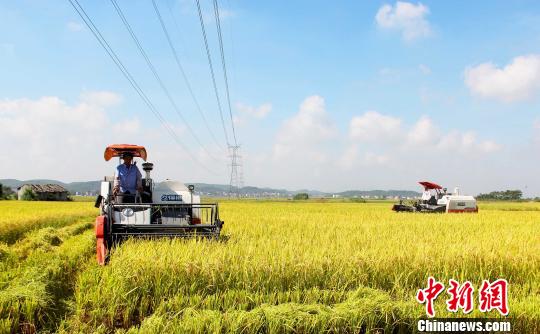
[188,184,195,205]
[142,162,154,186]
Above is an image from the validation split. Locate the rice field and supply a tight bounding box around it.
[0,201,97,244]
[0,200,538,333]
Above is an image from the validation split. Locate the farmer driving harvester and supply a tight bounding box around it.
[95,144,224,264]
[112,151,143,203]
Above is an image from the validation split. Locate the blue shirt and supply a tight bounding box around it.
[116,163,142,193]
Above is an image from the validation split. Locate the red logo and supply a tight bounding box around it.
[446,279,474,314]
[417,278,509,317]
[416,277,445,317]
[479,279,509,316]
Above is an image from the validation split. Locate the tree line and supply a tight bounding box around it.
[0,183,16,200]
[477,190,523,201]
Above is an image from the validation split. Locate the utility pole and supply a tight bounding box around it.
[228,145,243,198]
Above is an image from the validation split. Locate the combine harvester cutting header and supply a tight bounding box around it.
[392,181,478,213]
[94,144,224,265]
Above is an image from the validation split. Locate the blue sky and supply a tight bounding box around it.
[1,1,539,195]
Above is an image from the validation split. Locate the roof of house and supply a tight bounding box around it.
[18,184,68,193]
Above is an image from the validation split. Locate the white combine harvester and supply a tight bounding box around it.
[94,144,224,265]
[392,181,478,213]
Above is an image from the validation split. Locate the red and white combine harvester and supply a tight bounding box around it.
[392,181,478,213]
[94,144,224,265]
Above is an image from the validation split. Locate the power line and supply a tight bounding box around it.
[110,0,218,161]
[67,0,217,175]
[212,0,237,146]
[151,0,224,152]
[210,0,245,193]
[164,0,189,55]
[195,0,230,147]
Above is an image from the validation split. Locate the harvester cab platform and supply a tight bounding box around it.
[392,181,478,213]
[94,144,224,265]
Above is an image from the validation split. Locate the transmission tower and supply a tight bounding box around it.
[228,145,244,198]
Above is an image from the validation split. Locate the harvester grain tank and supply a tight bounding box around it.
[392,181,478,213]
[94,144,224,265]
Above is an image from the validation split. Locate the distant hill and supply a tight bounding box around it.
[1,179,65,187]
[0,179,420,198]
[0,179,101,195]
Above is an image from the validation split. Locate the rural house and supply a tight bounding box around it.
[17,184,69,201]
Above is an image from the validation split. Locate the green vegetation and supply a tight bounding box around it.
[477,189,523,201]
[0,183,14,200]
[20,188,37,201]
[292,193,309,200]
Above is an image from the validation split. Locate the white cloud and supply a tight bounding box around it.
[80,90,123,107]
[477,140,501,153]
[437,131,476,151]
[0,92,228,183]
[0,96,107,134]
[113,117,141,135]
[0,93,118,180]
[338,145,359,169]
[364,152,391,165]
[437,131,501,153]
[0,92,152,180]
[349,111,402,142]
[67,21,84,32]
[375,1,432,41]
[236,102,272,118]
[339,145,391,169]
[407,116,438,145]
[341,112,499,174]
[242,96,525,194]
[404,115,500,153]
[234,102,272,128]
[346,110,500,157]
[1,92,521,195]
[464,55,540,102]
[273,95,335,161]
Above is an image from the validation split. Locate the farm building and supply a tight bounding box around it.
[17,184,69,201]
